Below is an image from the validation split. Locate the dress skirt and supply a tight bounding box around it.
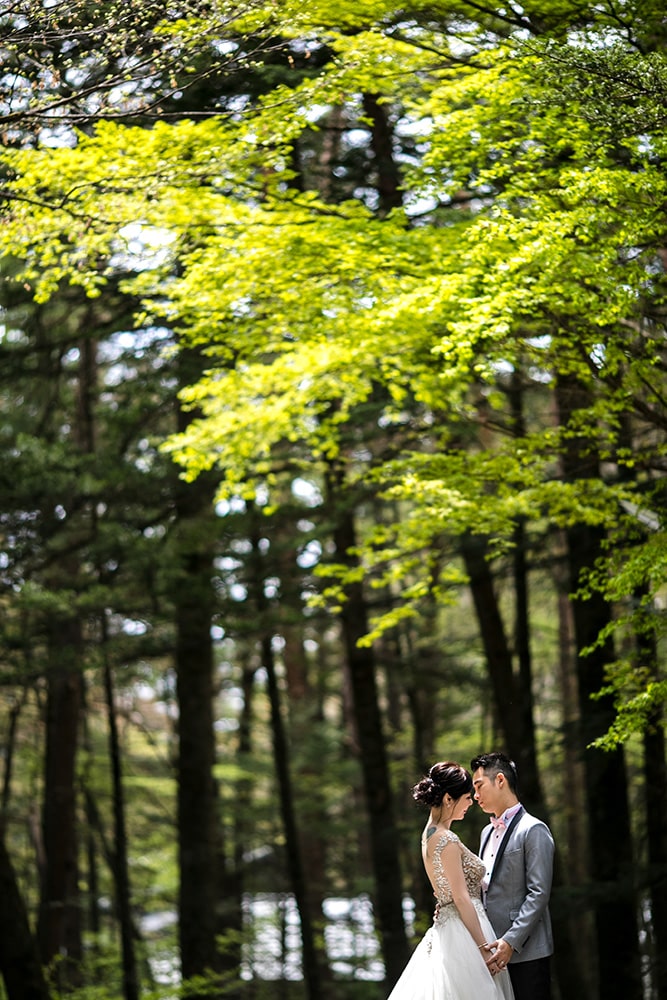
[387,899,514,1000]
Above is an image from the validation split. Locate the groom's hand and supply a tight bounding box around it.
[485,938,513,973]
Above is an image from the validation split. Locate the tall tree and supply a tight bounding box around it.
[325,459,410,989]
[100,618,139,1000]
[555,373,642,999]
[167,348,222,988]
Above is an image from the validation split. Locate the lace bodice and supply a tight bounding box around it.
[422,827,486,906]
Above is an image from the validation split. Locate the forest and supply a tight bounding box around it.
[0,1,666,999]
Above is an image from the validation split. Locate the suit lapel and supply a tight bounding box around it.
[487,806,524,887]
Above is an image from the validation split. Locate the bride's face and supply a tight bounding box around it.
[451,792,473,821]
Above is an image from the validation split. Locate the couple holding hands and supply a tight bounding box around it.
[389,752,554,1000]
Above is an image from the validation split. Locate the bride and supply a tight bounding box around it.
[388,761,514,1000]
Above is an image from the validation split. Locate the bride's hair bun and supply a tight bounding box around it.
[412,775,441,807]
[412,761,472,807]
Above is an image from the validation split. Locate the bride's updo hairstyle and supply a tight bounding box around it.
[412,761,473,807]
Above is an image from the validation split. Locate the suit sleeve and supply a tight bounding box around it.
[503,823,554,954]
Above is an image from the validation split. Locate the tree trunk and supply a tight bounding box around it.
[555,373,642,1000]
[37,329,100,987]
[173,521,219,983]
[172,351,222,988]
[505,373,590,996]
[401,590,442,774]
[261,632,323,1000]
[644,712,667,1000]
[101,618,139,1000]
[618,412,667,1000]
[0,692,26,833]
[460,533,542,799]
[554,533,596,998]
[506,369,549,807]
[274,520,334,991]
[362,92,403,217]
[217,660,255,975]
[635,601,667,1000]
[566,523,642,999]
[512,517,539,759]
[281,620,334,992]
[326,466,410,989]
[0,835,52,1000]
[247,516,323,1000]
[38,621,83,989]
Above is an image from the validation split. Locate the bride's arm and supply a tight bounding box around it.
[439,842,490,952]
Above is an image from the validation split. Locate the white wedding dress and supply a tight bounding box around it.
[388,829,514,1000]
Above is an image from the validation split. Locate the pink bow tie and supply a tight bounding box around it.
[490,815,506,830]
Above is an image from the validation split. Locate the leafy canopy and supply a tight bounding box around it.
[2,0,667,739]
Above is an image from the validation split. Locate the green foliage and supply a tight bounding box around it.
[592,668,667,751]
[3,3,667,743]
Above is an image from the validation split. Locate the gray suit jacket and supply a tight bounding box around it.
[480,805,554,964]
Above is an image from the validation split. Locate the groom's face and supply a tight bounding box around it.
[472,767,502,816]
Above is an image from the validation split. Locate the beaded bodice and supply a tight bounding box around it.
[422,828,486,906]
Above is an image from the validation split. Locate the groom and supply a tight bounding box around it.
[471,752,554,1000]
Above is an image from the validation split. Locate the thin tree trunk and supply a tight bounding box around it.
[326,466,410,989]
[0,692,26,834]
[218,660,255,974]
[81,783,152,984]
[512,517,543,804]
[555,538,589,885]
[275,519,333,991]
[101,616,139,1000]
[313,104,344,202]
[281,620,333,992]
[218,655,259,980]
[635,599,667,1000]
[84,811,101,970]
[362,93,403,217]
[401,591,441,774]
[459,533,533,793]
[507,373,541,801]
[399,603,442,920]
[644,713,667,1000]
[261,632,323,1000]
[247,517,323,1000]
[80,700,102,973]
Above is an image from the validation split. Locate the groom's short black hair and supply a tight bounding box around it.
[471,752,518,794]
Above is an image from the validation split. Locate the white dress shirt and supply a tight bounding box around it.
[481,803,522,890]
